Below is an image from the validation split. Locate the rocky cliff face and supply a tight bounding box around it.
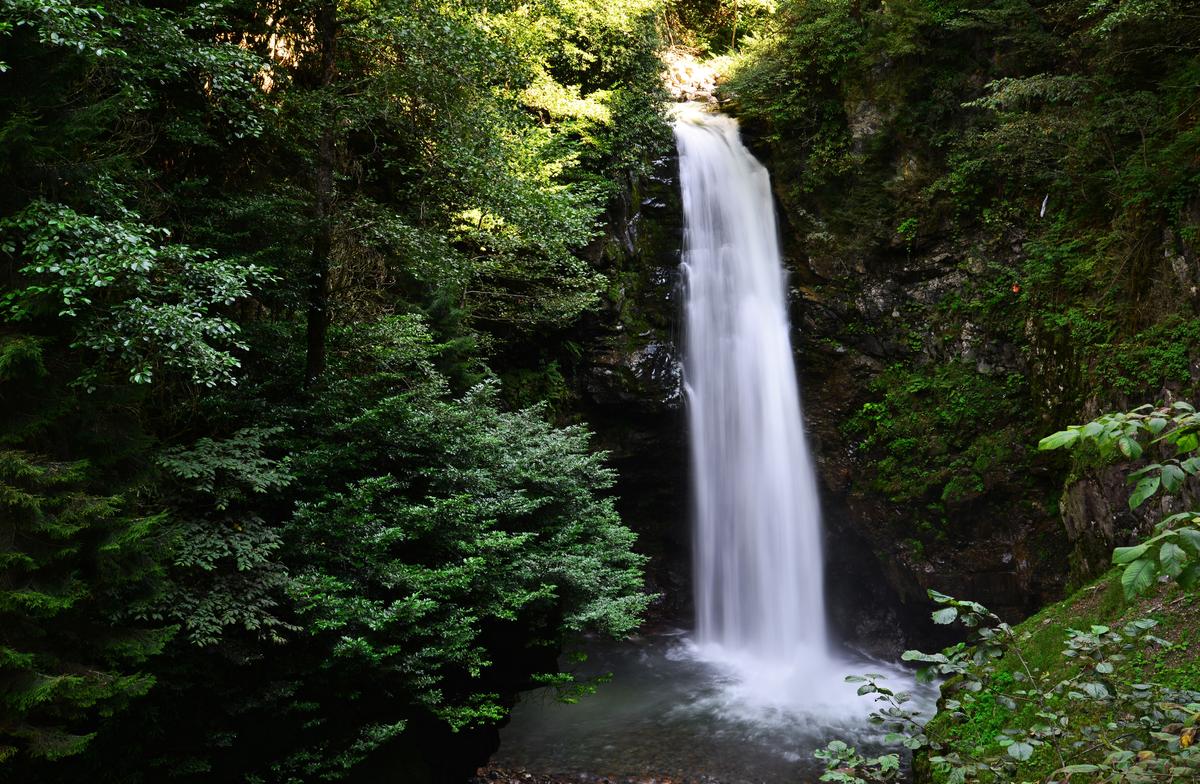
[786,226,1069,636]
[743,131,1199,649]
[571,151,692,624]
[693,0,1200,652]
[1061,450,1200,588]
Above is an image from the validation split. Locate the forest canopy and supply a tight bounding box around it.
[0,0,667,779]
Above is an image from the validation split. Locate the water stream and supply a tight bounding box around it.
[490,107,931,782]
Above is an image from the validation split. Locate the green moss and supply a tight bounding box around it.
[1090,317,1200,397]
[499,361,574,415]
[843,363,1031,515]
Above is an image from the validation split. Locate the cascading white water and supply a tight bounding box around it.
[676,106,833,689]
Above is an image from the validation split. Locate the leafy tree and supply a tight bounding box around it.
[154,428,297,648]
[1,202,269,388]
[0,0,665,778]
[260,316,650,779]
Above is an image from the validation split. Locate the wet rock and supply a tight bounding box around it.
[586,340,682,410]
[847,99,884,152]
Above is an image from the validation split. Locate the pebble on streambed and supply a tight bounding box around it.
[472,766,738,784]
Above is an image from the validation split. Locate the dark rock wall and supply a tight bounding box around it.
[573,151,692,624]
[786,229,1070,640]
[748,138,1197,650]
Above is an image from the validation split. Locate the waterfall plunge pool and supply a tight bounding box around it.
[490,632,936,783]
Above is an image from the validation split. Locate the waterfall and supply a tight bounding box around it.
[676,107,830,672]
[491,111,928,777]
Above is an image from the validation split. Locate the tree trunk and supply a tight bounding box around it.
[304,1,337,387]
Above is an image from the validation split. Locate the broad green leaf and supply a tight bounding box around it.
[1130,463,1163,479]
[1161,464,1186,493]
[1038,429,1078,451]
[1129,475,1160,510]
[1112,543,1150,564]
[1159,542,1187,577]
[1158,511,1197,528]
[902,650,949,663]
[931,607,958,625]
[1120,436,1144,459]
[1178,528,1200,554]
[1121,558,1157,598]
[1007,741,1034,761]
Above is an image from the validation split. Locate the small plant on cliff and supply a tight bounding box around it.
[896,217,919,258]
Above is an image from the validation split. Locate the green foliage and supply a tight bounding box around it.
[845,363,1028,513]
[1090,320,1200,397]
[728,0,1200,420]
[248,0,671,334]
[287,382,648,717]
[154,428,296,648]
[662,0,777,56]
[828,589,1200,783]
[0,201,269,387]
[0,451,171,765]
[1040,402,1200,599]
[0,0,665,777]
[723,0,863,198]
[828,407,1200,782]
[816,739,902,783]
[48,315,653,783]
[215,316,650,779]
